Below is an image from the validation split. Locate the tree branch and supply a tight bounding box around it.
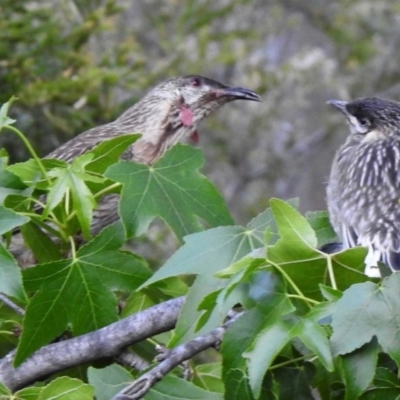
[112,311,243,400]
[114,349,150,371]
[0,297,185,391]
[0,293,25,316]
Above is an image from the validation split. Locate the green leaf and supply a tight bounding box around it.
[273,366,315,400]
[0,156,27,205]
[306,210,337,247]
[88,364,133,400]
[86,134,140,174]
[20,222,62,263]
[121,292,156,318]
[0,380,11,396]
[192,363,224,393]
[38,377,93,400]
[319,284,342,301]
[0,242,26,302]
[16,222,150,365]
[170,274,226,346]
[147,374,223,400]
[45,153,102,238]
[360,367,400,399]
[0,97,17,129]
[142,224,265,288]
[14,376,94,400]
[311,359,342,400]
[339,339,378,400]
[270,198,317,249]
[14,386,42,399]
[224,369,254,400]
[141,221,267,346]
[293,318,334,371]
[222,295,294,399]
[216,253,266,279]
[268,199,368,299]
[105,144,233,240]
[7,158,67,188]
[0,206,29,234]
[245,321,293,398]
[331,273,400,367]
[373,367,400,387]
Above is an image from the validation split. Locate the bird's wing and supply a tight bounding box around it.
[341,224,358,249]
[382,251,400,272]
[46,124,118,163]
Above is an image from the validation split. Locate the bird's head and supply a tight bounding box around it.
[153,74,261,125]
[128,75,261,164]
[328,97,400,142]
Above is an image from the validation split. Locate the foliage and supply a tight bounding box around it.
[1,99,400,399]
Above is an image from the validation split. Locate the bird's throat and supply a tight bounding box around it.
[190,130,199,143]
[179,105,198,142]
[179,105,193,126]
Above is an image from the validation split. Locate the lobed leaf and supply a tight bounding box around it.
[105,144,233,240]
[16,222,151,365]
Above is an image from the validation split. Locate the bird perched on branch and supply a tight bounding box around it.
[12,75,261,265]
[327,97,400,277]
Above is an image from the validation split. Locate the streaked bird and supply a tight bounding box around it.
[327,97,400,277]
[11,75,261,266]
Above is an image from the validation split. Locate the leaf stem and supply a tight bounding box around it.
[69,236,77,261]
[64,181,121,223]
[267,258,307,301]
[269,355,309,370]
[5,125,51,185]
[94,182,122,199]
[326,255,337,290]
[287,294,319,305]
[20,213,66,238]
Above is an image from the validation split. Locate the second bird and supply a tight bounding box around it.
[327,97,400,277]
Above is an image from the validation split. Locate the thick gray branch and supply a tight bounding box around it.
[0,297,185,391]
[112,311,243,400]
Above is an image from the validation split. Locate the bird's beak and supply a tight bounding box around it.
[327,100,349,114]
[218,87,262,102]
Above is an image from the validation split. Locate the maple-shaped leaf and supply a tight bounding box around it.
[268,199,368,299]
[105,144,233,240]
[45,153,104,239]
[16,222,151,366]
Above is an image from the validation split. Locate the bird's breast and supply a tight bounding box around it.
[336,138,400,190]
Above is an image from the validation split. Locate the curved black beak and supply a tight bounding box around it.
[327,99,349,114]
[222,87,262,102]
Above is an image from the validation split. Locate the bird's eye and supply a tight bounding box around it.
[189,77,201,87]
[359,118,370,127]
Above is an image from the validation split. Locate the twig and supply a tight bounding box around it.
[0,294,25,316]
[0,297,185,391]
[115,350,150,371]
[112,311,243,400]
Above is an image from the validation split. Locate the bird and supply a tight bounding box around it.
[327,97,400,277]
[11,75,261,266]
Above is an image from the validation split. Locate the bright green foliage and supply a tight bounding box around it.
[2,98,400,399]
[15,222,151,366]
[106,144,233,240]
[15,377,94,400]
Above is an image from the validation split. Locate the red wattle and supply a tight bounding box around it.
[180,105,193,126]
[190,130,199,143]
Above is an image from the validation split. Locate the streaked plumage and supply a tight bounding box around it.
[327,97,400,277]
[12,75,261,266]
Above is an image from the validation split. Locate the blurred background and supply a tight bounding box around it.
[2,0,400,225]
